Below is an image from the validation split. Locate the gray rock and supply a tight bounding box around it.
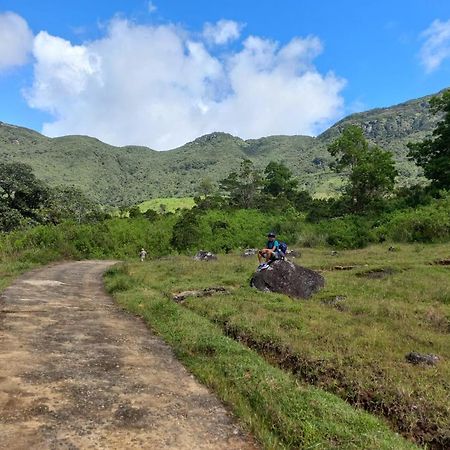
[193,251,217,261]
[250,259,324,299]
[405,352,440,366]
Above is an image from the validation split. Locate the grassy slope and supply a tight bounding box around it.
[0,89,444,204]
[105,261,415,450]
[138,197,195,212]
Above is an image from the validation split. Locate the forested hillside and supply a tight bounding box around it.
[0,90,442,205]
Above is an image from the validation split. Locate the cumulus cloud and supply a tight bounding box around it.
[0,11,33,71]
[203,19,242,45]
[420,19,450,72]
[25,18,346,150]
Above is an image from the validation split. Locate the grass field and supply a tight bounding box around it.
[138,197,195,213]
[105,243,450,449]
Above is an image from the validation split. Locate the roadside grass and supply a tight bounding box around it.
[104,249,445,450]
[138,197,195,212]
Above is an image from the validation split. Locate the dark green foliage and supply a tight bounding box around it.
[318,216,375,249]
[143,208,159,221]
[128,205,142,218]
[0,162,105,231]
[0,161,49,221]
[328,126,398,213]
[220,159,263,208]
[0,204,23,232]
[171,210,202,251]
[263,161,298,199]
[45,186,106,224]
[293,190,313,212]
[408,90,450,190]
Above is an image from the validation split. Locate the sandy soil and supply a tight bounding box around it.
[0,261,257,450]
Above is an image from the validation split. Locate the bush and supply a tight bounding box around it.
[170,208,305,253]
[378,193,450,243]
[317,216,376,249]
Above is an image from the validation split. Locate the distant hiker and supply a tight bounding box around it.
[139,248,147,262]
[258,232,280,269]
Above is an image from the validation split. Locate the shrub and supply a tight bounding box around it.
[378,193,450,243]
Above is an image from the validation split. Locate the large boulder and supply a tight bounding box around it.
[250,259,324,299]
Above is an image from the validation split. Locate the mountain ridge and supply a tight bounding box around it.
[0,88,445,205]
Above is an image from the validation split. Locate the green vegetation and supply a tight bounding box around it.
[328,125,398,212]
[408,90,450,191]
[0,161,106,232]
[138,197,195,213]
[104,254,420,449]
[0,89,443,205]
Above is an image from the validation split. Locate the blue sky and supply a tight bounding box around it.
[0,0,449,149]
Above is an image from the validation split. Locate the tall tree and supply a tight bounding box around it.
[46,186,103,224]
[407,90,450,190]
[328,125,398,213]
[0,162,49,220]
[220,159,263,208]
[263,161,298,199]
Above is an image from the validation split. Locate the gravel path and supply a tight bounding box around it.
[0,261,257,450]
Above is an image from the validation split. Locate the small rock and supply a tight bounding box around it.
[388,246,398,252]
[434,258,450,266]
[330,251,339,256]
[242,248,258,257]
[193,251,217,261]
[405,352,440,366]
[321,295,347,310]
[334,265,355,271]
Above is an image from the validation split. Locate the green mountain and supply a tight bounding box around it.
[0,90,443,205]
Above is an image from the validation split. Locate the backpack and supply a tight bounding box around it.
[278,241,288,256]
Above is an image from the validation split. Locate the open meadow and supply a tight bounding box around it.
[105,243,450,449]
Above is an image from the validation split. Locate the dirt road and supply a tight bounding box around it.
[0,261,257,450]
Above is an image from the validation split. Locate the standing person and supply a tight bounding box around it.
[139,248,148,262]
[258,232,279,268]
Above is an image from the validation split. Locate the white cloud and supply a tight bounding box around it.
[420,19,450,73]
[25,18,346,150]
[203,19,242,45]
[0,11,33,71]
[147,1,157,14]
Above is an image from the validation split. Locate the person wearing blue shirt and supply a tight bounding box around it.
[258,232,279,266]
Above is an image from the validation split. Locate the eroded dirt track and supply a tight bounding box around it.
[0,261,257,450]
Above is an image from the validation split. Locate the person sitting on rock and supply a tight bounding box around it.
[258,232,280,268]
